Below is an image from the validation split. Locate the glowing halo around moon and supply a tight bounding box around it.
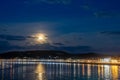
[32,33,48,44]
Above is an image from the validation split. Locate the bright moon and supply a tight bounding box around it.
[38,34,45,41]
[32,33,48,44]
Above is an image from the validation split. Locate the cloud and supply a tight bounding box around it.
[80,5,92,10]
[0,34,38,41]
[1,31,119,54]
[93,11,120,18]
[42,0,71,4]
[25,0,71,5]
[0,34,27,41]
[0,25,7,32]
[53,33,83,46]
[0,41,23,53]
[53,43,64,46]
[22,44,93,53]
[1,41,93,53]
[101,31,120,36]
[54,46,94,53]
[0,28,7,32]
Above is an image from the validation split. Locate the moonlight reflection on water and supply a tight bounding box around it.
[35,64,47,80]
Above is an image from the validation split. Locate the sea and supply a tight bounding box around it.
[0,59,120,80]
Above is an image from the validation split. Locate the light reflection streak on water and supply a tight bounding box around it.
[87,64,91,77]
[73,63,76,78]
[104,65,111,79]
[0,59,120,80]
[97,65,101,79]
[35,64,46,80]
[82,64,85,76]
[101,65,104,79]
[111,65,118,80]
[77,63,80,75]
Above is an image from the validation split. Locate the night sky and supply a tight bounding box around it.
[0,0,120,54]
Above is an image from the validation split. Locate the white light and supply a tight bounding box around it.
[103,58,111,62]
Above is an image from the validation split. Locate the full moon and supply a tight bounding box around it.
[37,34,46,41]
[32,33,48,44]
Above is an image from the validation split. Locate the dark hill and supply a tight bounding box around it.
[0,50,71,59]
[0,50,119,59]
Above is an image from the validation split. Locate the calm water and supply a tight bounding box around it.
[0,60,120,80]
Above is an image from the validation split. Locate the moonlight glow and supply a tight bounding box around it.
[32,33,48,44]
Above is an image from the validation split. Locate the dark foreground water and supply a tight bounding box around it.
[0,60,120,80]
